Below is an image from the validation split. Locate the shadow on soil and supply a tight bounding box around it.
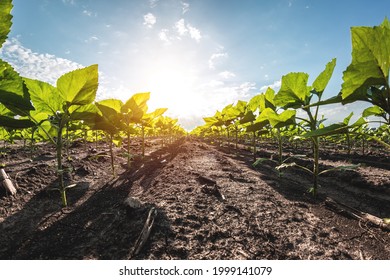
[0,140,185,259]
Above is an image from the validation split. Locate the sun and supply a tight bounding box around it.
[137,54,203,118]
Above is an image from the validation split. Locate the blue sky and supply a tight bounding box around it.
[1,0,389,129]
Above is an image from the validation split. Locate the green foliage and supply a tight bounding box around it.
[342,18,390,123]
[0,0,13,49]
[0,60,35,114]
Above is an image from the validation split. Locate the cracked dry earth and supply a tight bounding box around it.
[0,138,389,259]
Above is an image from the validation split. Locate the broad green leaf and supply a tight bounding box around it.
[24,78,63,115]
[342,112,354,125]
[259,87,276,111]
[95,99,123,133]
[342,18,390,108]
[0,0,12,48]
[0,60,34,113]
[312,58,336,96]
[142,107,167,126]
[302,123,348,138]
[258,108,295,129]
[247,94,261,112]
[362,105,386,118]
[275,72,310,109]
[0,115,35,129]
[122,92,150,113]
[245,120,268,133]
[57,64,98,106]
[235,100,247,114]
[0,103,13,116]
[96,98,123,113]
[148,107,167,119]
[239,110,256,124]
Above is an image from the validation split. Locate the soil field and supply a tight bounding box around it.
[0,138,389,259]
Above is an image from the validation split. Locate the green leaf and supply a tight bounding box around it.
[302,123,348,138]
[312,58,336,97]
[275,72,310,109]
[342,18,390,111]
[57,64,99,106]
[24,78,63,115]
[258,108,295,128]
[247,94,261,112]
[305,94,343,108]
[122,92,150,122]
[95,99,123,133]
[362,105,386,118]
[0,115,35,129]
[239,110,256,124]
[0,59,35,113]
[259,87,276,111]
[245,120,268,132]
[318,164,359,176]
[0,0,12,49]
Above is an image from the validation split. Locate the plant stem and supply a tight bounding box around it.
[127,130,131,168]
[141,125,145,157]
[109,133,115,176]
[57,123,67,207]
[312,136,319,196]
[277,128,282,165]
[252,131,256,162]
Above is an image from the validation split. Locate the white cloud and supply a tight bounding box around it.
[143,13,156,28]
[84,35,99,43]
[236,82,256,96]
[158,29,171,44]
[174,19,201,42]
[82,10,97,17]
[208,52,228,69]
[0,38,83,85]
[182,2,190,14]
[175,19,188,35]
[259,80,281,92]
[219,71,236,79]
[188,25,201,42]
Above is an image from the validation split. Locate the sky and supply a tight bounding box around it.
[1,0,389,130]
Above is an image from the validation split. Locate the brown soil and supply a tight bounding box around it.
[0,138,389,259]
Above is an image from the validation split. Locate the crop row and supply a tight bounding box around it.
[192,18,390,195]
[0,0,185,206]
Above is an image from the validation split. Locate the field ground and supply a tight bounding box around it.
[0,138,389,259]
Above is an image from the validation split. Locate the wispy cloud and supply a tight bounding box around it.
[208,52,228,69]
[187,25,201,42]
[84,35,99,43]
[62,0,76,6]
[175,19,187,35]
[149,0,159,8]
[219,71,236,79]
[158,29,171,45]
[174,19,201,42]
[182,2,190,14]
[143,13,156,28]
[0,38,82,85]
[259,80,281,92]
[82,10,97,17]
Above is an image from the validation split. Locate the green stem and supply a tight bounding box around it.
[109,133,115,176]
[277,128,282,165]
[127,130,131,168]
[312,136,319,196]
[235,127,238,149]
[57,123,67,207]
[252,131,256,162]
[141,125,145,157]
